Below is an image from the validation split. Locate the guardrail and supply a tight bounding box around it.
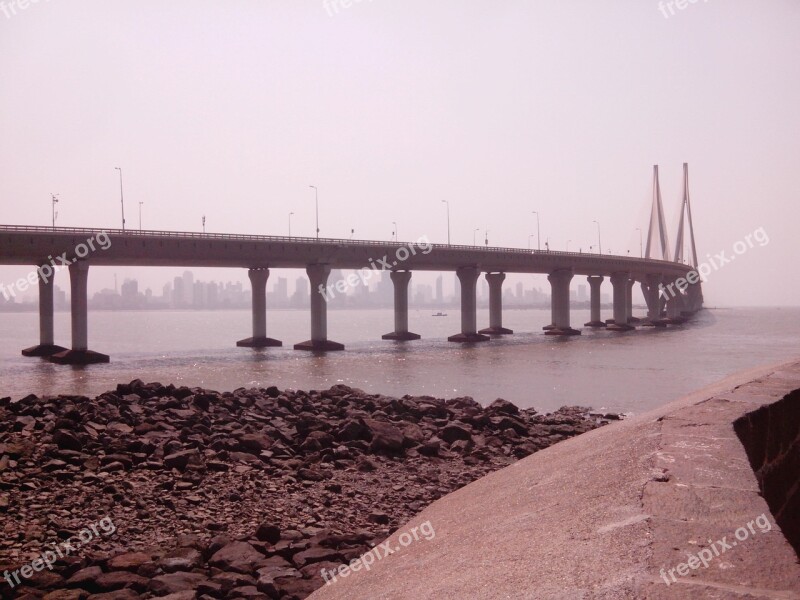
[0,224,687,269]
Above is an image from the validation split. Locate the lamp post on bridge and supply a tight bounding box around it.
[593,220,601,255]
[51,194,59,229]
[114,167,125,230]
[636,227,643,257]
[566,239,572,252]
[138,202,143,230]
[309,185,319,239]
[473,228,480,246]
[289,212,294,236]
[532,211,541,251]
[528,234,536,250]
[202,215,206,234]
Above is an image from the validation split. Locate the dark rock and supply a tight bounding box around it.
[208,541,265,573]
[255,523,281,544]
[487,398,520,415]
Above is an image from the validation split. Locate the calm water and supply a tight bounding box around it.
[0,307,798,414]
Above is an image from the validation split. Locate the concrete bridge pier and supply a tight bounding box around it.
[584,275,606,327]
[640,274,666,327]
[448,267,490,342]
[48,261,109,364]
[684,281,703,315]
[22,267,67,357]
[663,280,688,324]
[607,272,635,331]
[479,272,513,335]
[625,277,640,324]
[382,271,420,341]
[237,268,282,348]
[546,269,580,336]
[294,264,345,351]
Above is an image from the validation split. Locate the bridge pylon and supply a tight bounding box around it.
[644,165,671,261]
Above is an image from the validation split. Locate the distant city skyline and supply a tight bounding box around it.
[0,269,600,311]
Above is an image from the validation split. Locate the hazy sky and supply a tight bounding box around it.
[1,1,798,305]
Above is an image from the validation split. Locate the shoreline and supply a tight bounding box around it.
[0,381,617,599]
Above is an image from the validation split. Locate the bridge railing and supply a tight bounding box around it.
[0,224,687,269]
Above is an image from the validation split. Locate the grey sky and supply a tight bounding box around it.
[1,0,798,306]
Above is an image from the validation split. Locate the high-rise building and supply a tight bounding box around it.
[182,271,194,305]
[172,277,184,308]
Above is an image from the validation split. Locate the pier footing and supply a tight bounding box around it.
[236,337,283,348]
[48,349,110,365]
[22,344,67,357]
[294,339,345,352]
[478,326,513,335]
[382,331,421,341]
[544,327,581,336]
[447,333,490,343]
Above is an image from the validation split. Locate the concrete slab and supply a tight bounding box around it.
[309,359,800,600]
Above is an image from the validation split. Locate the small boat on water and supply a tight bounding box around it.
[432,311,448,317]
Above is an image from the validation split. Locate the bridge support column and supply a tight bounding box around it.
[546,269,580,336]
[607,272,634,332]
[448,267,489,342]
[294,264,344,351]
[640,274,666,327]
[584,276,606,327]
[237,268,282,348]
[22,267,67,357]
[49,261,109,364]
[382,271,420,341]
[625,277,640,323]
[684,281,703,315]
[479,272,513,335]
[663,279,688,324]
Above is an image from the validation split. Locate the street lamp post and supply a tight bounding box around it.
[636,227,643,257]
[441,200,450,245]
[528,234,535,250]
[309,185,319,239]
[593,220,601,255]
[566,239,572,252]
[115,167,125,230]
[51,194,59,229]
[202,215,206,233]
[474,228,480,246]
[138,201,143,230]
[532,211,540,251]
[289,212,294,236]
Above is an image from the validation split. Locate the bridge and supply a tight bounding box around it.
[0,164,702,364]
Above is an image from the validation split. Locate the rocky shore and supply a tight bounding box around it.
[0,381,619,599]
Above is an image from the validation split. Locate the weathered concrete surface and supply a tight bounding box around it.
[310,361,800,600]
